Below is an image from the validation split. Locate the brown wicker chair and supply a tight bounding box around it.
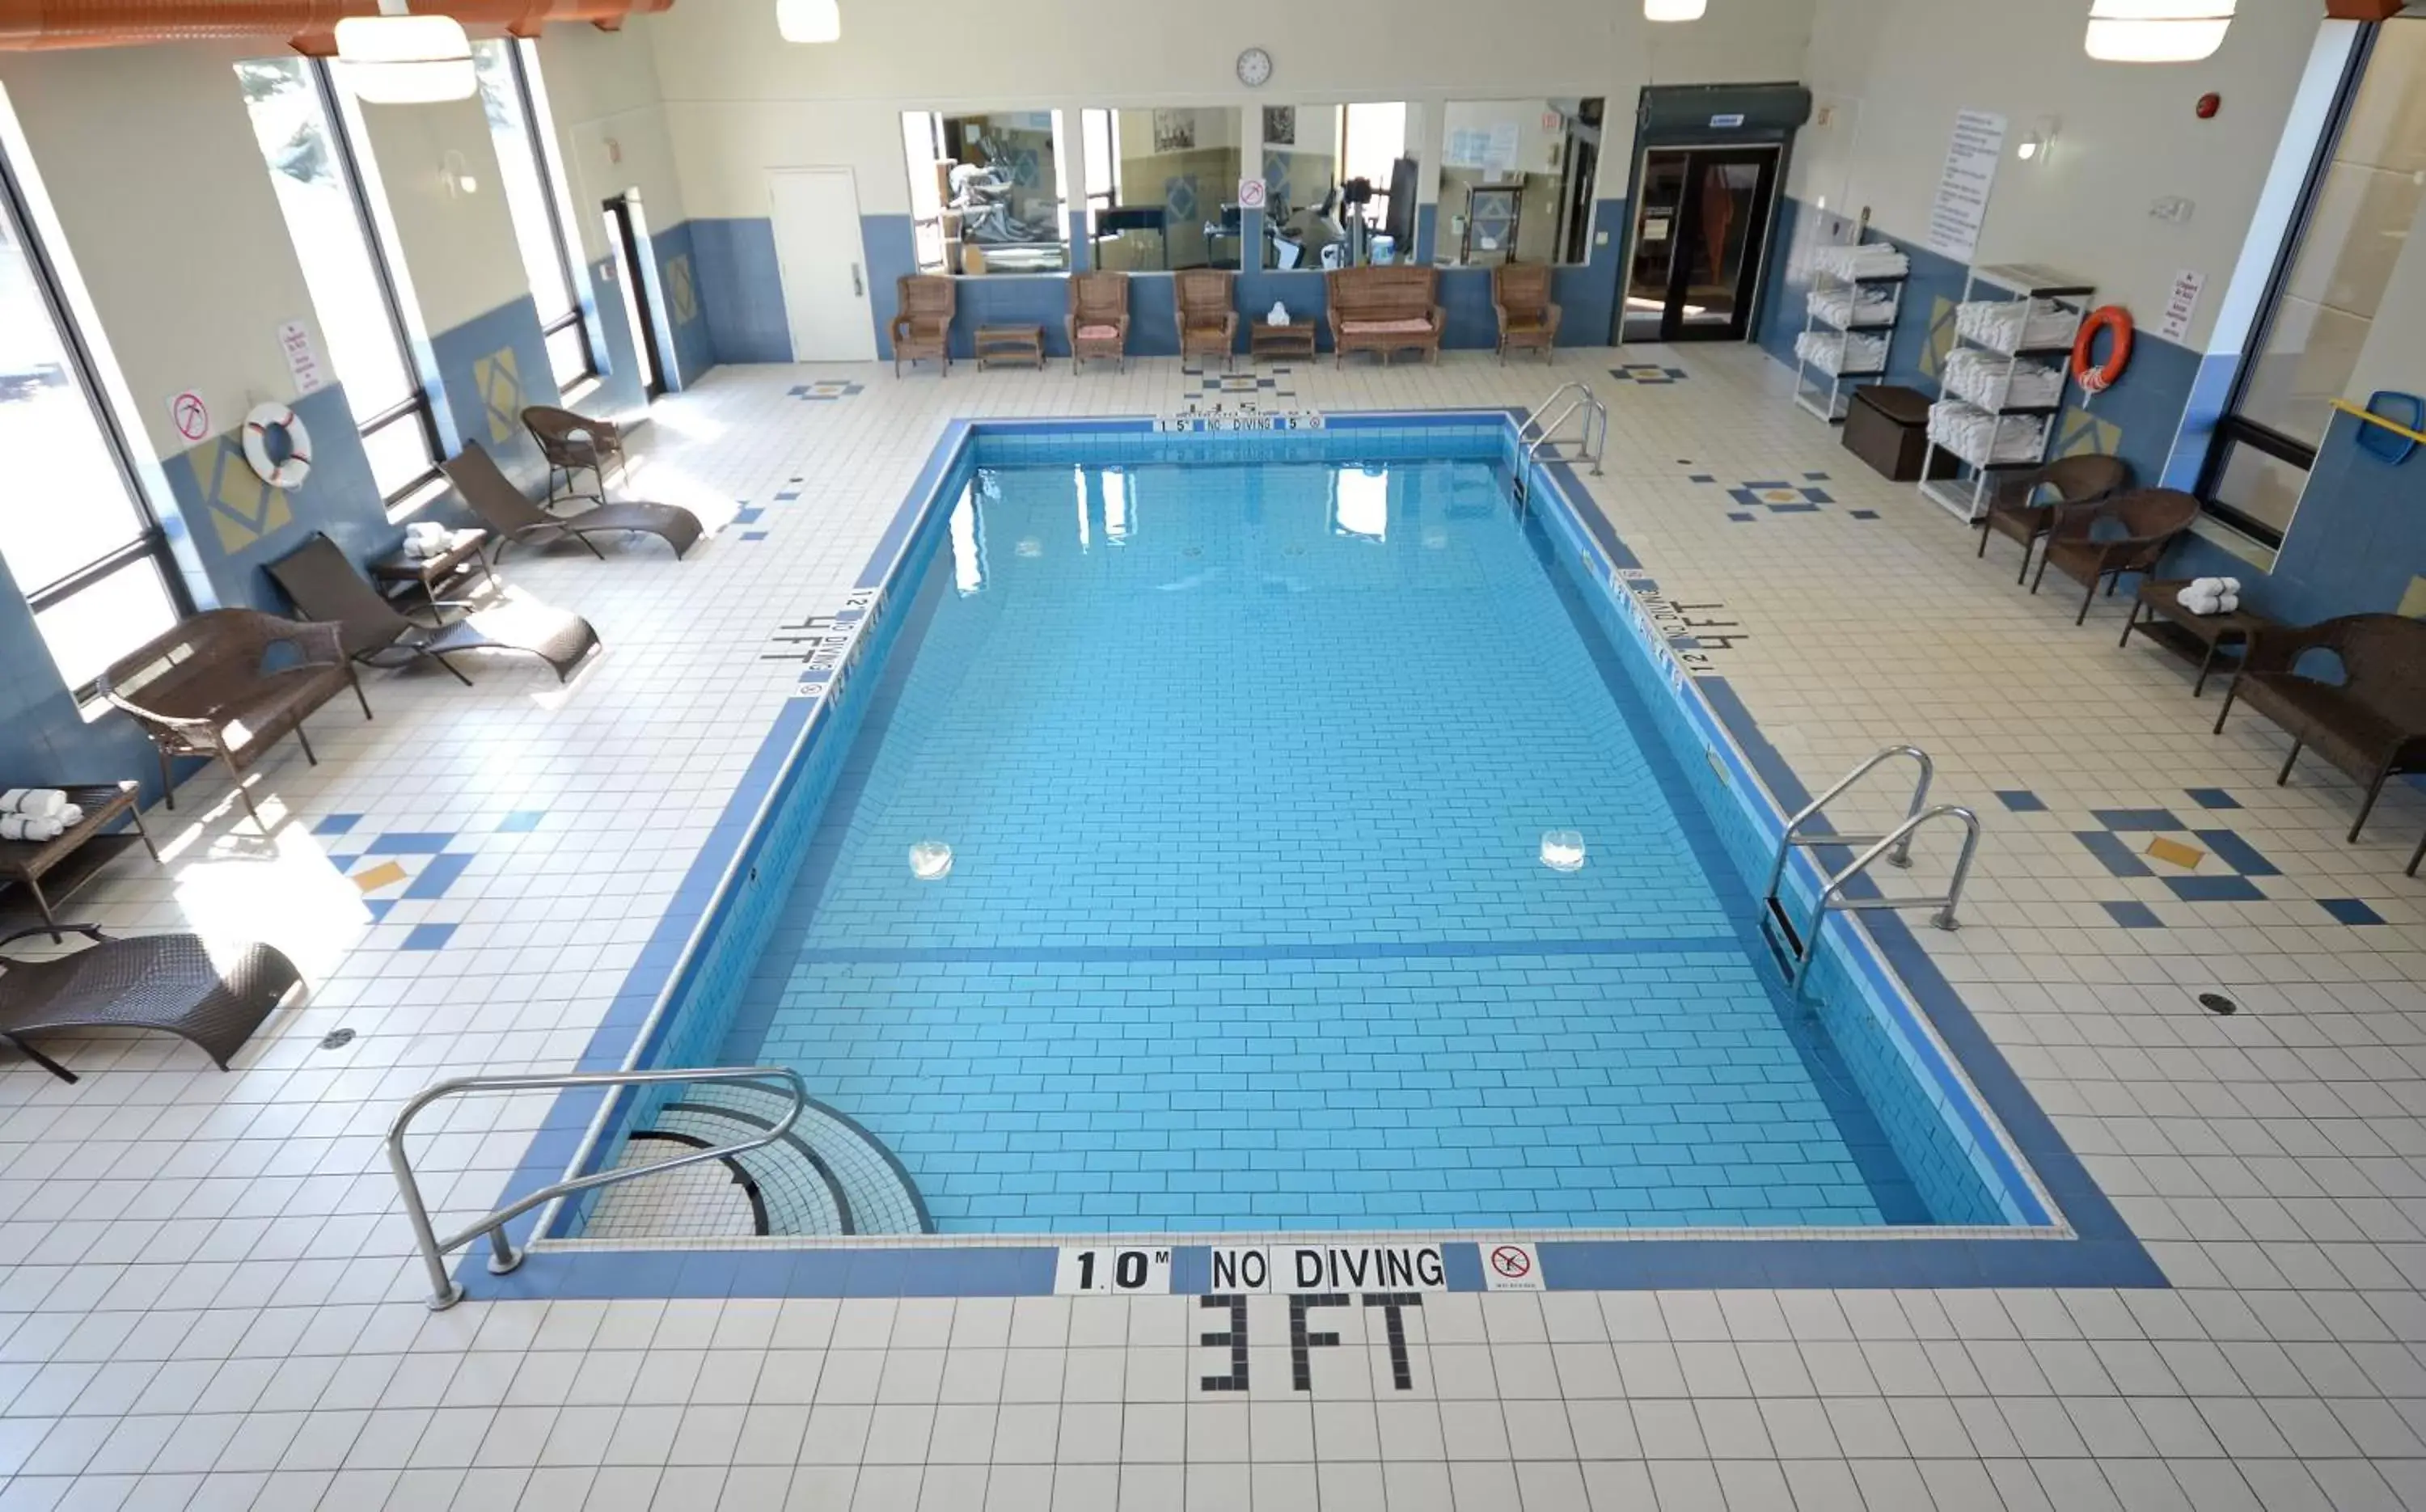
[1326,266,1443,365]
[521,405,626,507]
[0,924,300,1082]
[1976,454,2132,583]
[1176,269,1237,371]
[1492,265,1560,363]
[2213,614,2426,842]
[1067,272,1131,372]
[893,275,954,377]
[98,610,370,827]
[2031,488,2200,624]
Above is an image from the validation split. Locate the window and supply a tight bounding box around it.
[2199,21,2426,544]
[1080,108,1243,271]
[236,57,441,502]
[903,110,1071,275]
[1265,103,1410,269]
[0,146,182,691]
[1439,99,1604,267]
[474,38,594,388]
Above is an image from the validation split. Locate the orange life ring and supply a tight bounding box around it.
[2072,306,2133,396]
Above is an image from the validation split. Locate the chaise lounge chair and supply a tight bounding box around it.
[522,404,628,506]
[265,533,602,686]
[442,441,703,562]
[0,925,301,1083]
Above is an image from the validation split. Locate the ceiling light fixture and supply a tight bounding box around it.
[2085,0,2234,62]
[1645,0,1707,19]
[777,0,842,43]
[335,1,475,103]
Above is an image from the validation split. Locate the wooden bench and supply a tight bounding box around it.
[1325,265,1443,366]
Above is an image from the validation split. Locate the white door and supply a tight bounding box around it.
[769,168,877,361]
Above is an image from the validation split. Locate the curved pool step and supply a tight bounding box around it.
[644,1079,934,1237]
[581,1131,765,1240]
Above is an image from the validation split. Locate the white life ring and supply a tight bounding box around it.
[242,402,313,490]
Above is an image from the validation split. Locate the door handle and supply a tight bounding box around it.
[850,263,864,298]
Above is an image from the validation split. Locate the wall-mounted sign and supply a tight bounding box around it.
[277,319,328,396]
[2159,268,2207,343]
[1710,113,1748,129]
[1925,108,2007,263]
[167,390,211,444]
[1237,177,1266,210]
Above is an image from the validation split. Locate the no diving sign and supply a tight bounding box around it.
[1484,1242,1544,1292]
[168,391,211,445]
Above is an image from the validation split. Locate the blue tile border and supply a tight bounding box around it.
[450,409,2162,1303]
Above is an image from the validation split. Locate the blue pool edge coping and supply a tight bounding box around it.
[454,410,2164,1303]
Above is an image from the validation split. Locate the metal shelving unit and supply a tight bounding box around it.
[1792,239,1907,424]
[1918,263,2093,522]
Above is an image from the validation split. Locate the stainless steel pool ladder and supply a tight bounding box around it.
[387,1066,808,1310]
[1519,381,1608,478]
[1759,745,1983,992]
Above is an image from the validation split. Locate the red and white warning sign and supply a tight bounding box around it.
[1237,177,1267,211]
[168,390,212,444]
[1483,1241,1544,1292]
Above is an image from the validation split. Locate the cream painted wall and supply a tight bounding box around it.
[353,91,528,332]
[533,23,687,263]
[1793,0,2322,348]
[640,0,1816,221]
[0,42,328,459]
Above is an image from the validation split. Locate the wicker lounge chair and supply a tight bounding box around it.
[1176,269,1237,371]
[99,610,370,826]
[1492,264,1561,363]
[522,405,627,506]
[265,533,601,686]
[1976,454,2132,583]
[1326,266,1444,365]
[443,441,702,562]
[893,275,954,376]
[0,925,299,1082]
[2031,488,2200,624]
[1067,272,1131,372]
[2213,614,2426,843]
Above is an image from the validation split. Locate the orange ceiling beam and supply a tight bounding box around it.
[0,0,671,51]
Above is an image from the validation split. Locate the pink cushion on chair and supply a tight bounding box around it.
[1076,324,1122,340]
[1342,318,1435,336]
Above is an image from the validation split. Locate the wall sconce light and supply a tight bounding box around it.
[2016,118,2059,163]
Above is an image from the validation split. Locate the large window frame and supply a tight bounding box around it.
[2193,27,2381,547]
[0,136,189,696]
[476,37,595,388]
[239,56,444,506]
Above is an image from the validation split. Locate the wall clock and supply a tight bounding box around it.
[1236,47,1273,87]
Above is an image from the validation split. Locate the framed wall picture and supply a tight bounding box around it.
[1153,110,1197,153]
[1263,105,1296,148]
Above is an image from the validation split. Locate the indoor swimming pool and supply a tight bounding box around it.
[543,417,2056,1249]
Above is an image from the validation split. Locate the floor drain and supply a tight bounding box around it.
[2196,993,2238,1016]
[319,1028,357,1050]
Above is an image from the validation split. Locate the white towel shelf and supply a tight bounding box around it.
[1794,234,1909,425]
[1917,264,2094,522]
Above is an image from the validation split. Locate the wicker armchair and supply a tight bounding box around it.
[1176,269,1237,371]
[2031,488,2200,624]
[2213,614,2426,843]
[1067,272,1131,372]
[99,610,370,827]
[892,275,955,377]
[1492,264,1561,363]
[1976,454,2132,583]
[521,405,626,507]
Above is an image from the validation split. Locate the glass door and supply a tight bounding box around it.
[603,193,664,399]
[1623,146,1780,342]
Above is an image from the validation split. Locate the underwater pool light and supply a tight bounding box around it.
[1540,830,1587,872]
[909,841,954,881]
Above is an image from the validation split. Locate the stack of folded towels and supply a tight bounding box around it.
[1807,285,1897,329]
[0,789,84,843]
[402,522,480,560]
[1812,243,1910,281]
[2177,577,2242,616]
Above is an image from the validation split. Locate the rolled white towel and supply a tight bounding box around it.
[0,788,66,817]
[2217,593,2240,615]
[2179,585,2221,616]
[55,804,82,826]
[0,815,63,843]
[2221,577,2241,595]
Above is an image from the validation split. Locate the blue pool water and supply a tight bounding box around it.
[694,453,1995,1235]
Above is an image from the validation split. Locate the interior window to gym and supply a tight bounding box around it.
[1262,102,1413,269]
[1437,98,1604,267]
[904,109,1071,276]
[1080,108,1244,272]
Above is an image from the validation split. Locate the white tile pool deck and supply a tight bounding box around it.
[1,344,2422,1510]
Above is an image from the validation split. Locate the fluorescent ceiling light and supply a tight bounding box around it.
[778,0,842,43]
[1644,0,1706,19]
[335,13,475,103]
[2085,0,2234,62]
